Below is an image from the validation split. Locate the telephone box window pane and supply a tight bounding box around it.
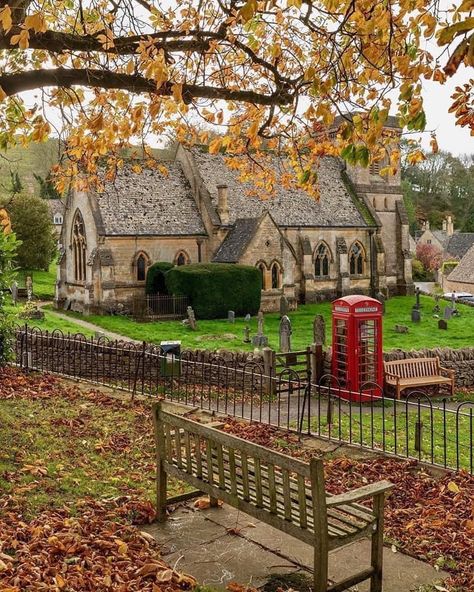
[358,319,377,385]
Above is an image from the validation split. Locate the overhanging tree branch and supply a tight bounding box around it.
[0,68,294,106]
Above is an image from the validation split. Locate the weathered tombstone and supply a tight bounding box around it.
[257,310,264,335]
[279,295,289,318]
[413,286,421,310]
[26,275,33,302]
[438,319,448,330]
[313,314,326,346]
[279,315,292,353]
[244,313,251,323]
[411,309,421,323]
[186,306,197,330]
[444,306,453,320]
[252,310,268,347]
[432,294,441,315]
[227,310,235,324]
[11,281,18,306]
[395,324,409,334]
[243,326,251,343]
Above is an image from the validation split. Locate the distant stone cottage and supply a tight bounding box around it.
[56,122,413,314]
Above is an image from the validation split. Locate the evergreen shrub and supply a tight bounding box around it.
[165,263,261,319]
[145,261,174,294]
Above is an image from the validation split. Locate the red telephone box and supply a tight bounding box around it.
[331,295,383,401]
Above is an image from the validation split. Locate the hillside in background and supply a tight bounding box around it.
[402,150,474,234]
[0,139,60,200]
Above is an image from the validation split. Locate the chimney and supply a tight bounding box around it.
[424,220,430,231]
[446,215,454,237]
[442,218,447,232]
[217,184,229,225]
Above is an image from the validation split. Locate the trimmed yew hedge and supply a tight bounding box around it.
[145,261,174,295]
[165,263,261,319]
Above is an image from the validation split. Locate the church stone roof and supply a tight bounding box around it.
[94,163,206,236]
[448,244,474,283]
[446,233,474,260]
[212,217,261,263]
[191,151,369,227]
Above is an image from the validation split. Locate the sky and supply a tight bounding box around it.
[419,66,472,156]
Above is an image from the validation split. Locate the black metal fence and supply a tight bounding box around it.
[13,325,473,474]
[131,294,189,320]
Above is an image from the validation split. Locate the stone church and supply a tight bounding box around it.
[56,122,413,313]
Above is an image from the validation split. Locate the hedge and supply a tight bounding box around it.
[165,263,261,319]
[145,261,174,294]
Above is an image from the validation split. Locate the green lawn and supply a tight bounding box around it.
[55,295,474,352]
[308,401,473,472]
[21,262,57,300]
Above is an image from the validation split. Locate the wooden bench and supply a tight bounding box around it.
[152,402,393,592]
[384,357,455,399]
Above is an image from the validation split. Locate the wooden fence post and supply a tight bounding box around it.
[262,347,276,397]
[310,343,324,393]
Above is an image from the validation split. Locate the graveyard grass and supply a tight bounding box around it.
[41,295,474,352]
[22,262,57,300]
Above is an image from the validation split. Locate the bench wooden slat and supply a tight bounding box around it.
[241,451,250,501]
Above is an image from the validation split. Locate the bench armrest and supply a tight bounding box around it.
[326,480,394,508]
[384,371,399,381]
[439,366,455,378]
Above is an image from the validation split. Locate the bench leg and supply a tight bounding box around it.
[370,493,385,592]
[156,462,168,522]
[313,539,328,592]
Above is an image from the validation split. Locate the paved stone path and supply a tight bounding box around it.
[42,307,140,343]
[145,502,447,592]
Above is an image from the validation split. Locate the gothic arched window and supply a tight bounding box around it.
[349,241,365,275]
[72,210,87,282]
[175,251,190,266]
[314,243,330,277]
[136,254,147,281]
[270,261,282,289]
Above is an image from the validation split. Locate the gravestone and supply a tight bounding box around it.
[412,286,421,311]
[252,310,268,348]
[11,281,18,306]
[244,313,251,323]
[279,315,292,353]
[26,275,33,302]
[186,306,197,330]
[313,314,326,346]
[279,295,289,318]
[395,324,409,334]
[411,309,421,323]
[438,319,448,330]
[243,326,251,343]
[432,294,441,315]
[228,310,235,324]
[444,307,453,320]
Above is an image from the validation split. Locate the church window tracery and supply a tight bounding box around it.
[314,243,330,277]
[72,210,87,282]
[270,261,282,289]
[349,241,365,275]
[175,250,190,266]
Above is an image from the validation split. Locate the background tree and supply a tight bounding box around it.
[34,172,62,200]
[9,171,22,195]
[416,243,443,278]
[402,150,474,230]
[5,194,56,270]
[0,0,450,191]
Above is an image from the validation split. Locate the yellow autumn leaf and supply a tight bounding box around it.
[171,83,183,103]
[0,6,12,32]
[447,481,460,494]
[24,12,47,33]
[55,574,66,589]
[10,29,30,50]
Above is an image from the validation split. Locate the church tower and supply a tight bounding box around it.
[342,116,413,296]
